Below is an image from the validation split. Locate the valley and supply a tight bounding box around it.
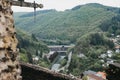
[14,3,120,79]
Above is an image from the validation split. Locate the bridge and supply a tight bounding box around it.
[47,45,74,71]
[48,45,74,53]
[47,45,74,62]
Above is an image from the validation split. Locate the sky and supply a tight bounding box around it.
[12,0,120,12]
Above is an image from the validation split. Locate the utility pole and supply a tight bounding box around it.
[0,0,43,80]
[11,0,43,8]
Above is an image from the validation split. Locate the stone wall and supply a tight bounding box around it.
[0,0,21,80]
[106,63,120,80]
[21,62,80,80]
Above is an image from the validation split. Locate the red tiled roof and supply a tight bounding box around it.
[88,74,104,80]
[97,72,106,79]
[115,45,120,49]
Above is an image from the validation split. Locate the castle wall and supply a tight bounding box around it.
[0,0,21,80]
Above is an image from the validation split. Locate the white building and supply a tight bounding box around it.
[107,50,113,54]
[99,54,107,58]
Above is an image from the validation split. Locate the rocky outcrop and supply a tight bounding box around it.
[0,0,21,80]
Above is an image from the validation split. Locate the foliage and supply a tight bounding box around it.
[14,3,118,44]
[69,13,120,76]
[111,53,120,62]
[99,15,120,35]
[82,76,88,80]
[69,32,114,76]
[20,52,28,62]
[17,29,50,67]
[38,58,50,68]
[60,58,67,67]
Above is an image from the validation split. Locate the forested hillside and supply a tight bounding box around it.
[16,29,50,67]
[68,14,120,76]
[14,3,120,44]
[99,15,120,36]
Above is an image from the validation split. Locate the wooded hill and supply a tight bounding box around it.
[14,3,120,44]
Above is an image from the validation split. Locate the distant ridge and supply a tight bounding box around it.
[15,3,120,43]
[20,9,56,18]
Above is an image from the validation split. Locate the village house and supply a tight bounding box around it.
[115,45,120,53]
[82,70,106,80]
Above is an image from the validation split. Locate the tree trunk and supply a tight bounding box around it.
[0,0,21,80]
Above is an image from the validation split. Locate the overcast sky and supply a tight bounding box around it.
[12,0,120,12]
